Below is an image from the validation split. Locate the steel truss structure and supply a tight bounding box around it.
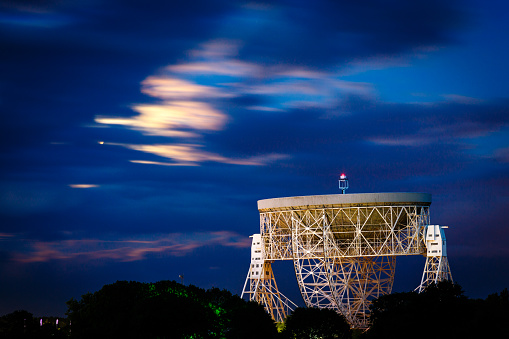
[241,193,453,329]
[241,234,298,322]
[417,224,453,292]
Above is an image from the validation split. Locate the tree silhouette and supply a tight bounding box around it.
[0,311,67,339]
[282,307,351,339]
[0,310,33,339]
[66,280,277,339]
[367,281,483,339]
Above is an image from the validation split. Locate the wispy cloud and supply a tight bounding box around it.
[0,12,72,28]
[441,94,484,105]
[169,60,260,77]
[0,233,15,239]
[6,231,250,263]
[368,100,509,148]
[141,77,233,100]
[129,160,199,166]
[492,147,509,163]
[368,135,433,147]
[68,184,99,189]
[189,39,241,59]
[125,143,287,166]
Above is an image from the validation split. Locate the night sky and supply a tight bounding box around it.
[1,0,508,317]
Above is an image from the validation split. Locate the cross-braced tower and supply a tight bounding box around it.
[241,192,452,328]
[241,234,298,322]
[417,224,453,292]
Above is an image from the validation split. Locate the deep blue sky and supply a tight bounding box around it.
[1,0,508,317]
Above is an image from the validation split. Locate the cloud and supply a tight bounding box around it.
[367,100,509,147]
[205,96,509,183]
[68,184,99,189]
[169,60,261,77]
[442,94,484,105]
[7,231,251,263]
[90,1,471,173]
[228,0,465,68]
[188,39,241,59]
[96,101,227,138]
[492,147,509,163]
[0,11,72,28]
[368,136,432,147]
[125,143,287,166]
[140,77,234,100]
[129,160,199,167]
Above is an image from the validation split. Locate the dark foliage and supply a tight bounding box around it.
[282,307,352,339]
[66,280,278,339]
[4,281,508,339]
[365,281,509,339]
[0,310,67,339]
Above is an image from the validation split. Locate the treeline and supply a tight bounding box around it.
[1,280,508,339]
[366,281,509,339]
[66,280,276,339]
[0,311,68,339]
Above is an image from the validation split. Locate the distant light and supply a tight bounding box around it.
[98,141,104,144]
[340,173,347,179]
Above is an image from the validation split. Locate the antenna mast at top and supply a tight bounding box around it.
[339,173,348,194]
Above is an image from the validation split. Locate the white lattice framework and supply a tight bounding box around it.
[242,193,453,329]
[241,234,298,322]
[417,224,453,292]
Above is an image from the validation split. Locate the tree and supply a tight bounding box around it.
[0,310,68,339]
[66,280,216,338]
[367,281,473,339]
[205,287,278,339]
[66,280,279,339]
[478,288,509,338]
[282,307,352,339]
[0,310,34,339]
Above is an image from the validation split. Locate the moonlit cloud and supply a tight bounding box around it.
[7,231,251,263]
[168,60,261,77]
[126,144,227,164]
[129,160,199,166]
[125,143,286,166]
[141,77,233,100]
[96,101,227,137]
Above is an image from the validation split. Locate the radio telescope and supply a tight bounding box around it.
[241,187,452,328]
